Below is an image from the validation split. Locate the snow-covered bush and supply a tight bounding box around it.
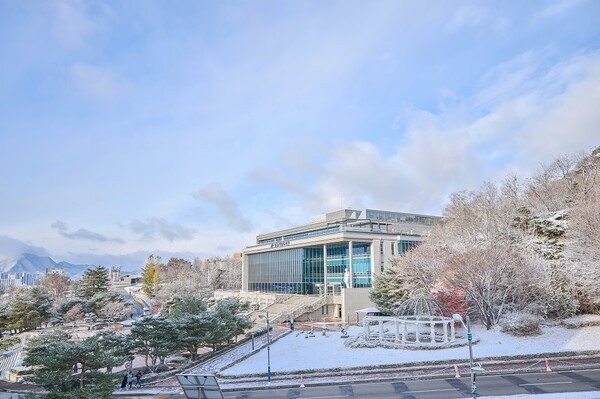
[500,312,542,336]
[542,290,579,319]
[561,314,600,329]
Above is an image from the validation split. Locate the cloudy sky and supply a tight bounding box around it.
[1,0,599,268]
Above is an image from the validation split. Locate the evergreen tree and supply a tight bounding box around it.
[8,286,54,332]
[141,255,162,298]
[204,300,251,350]
[23,331,117,399]
[77,266,109,300]
[128,317,178,371]
[369,267,406,315]
[172,314,210,360]
[87,330,131,374]
[165,295,207,319]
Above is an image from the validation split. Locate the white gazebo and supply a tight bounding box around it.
[361,295,468,347]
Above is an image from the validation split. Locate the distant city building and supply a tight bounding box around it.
[109,266,121,281]
[241,208,441,319]
[45,267,65,276]
[0,272,38,291]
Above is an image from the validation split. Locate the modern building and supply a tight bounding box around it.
[241,209,441,321]
[0,272,38,292]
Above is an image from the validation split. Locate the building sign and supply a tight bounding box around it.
[270,240,290,248]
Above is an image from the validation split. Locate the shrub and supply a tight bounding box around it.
[431,288,467,317]
[561,314,600,329]
[500,312,542,336]
[542,290,579,319]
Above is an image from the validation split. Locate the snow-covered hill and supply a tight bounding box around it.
[0,253,90,277]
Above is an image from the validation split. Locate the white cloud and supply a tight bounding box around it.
[129,218,197,242]
[194,183,253,232]
[50,0,97,49]
[0,235,49,259]
[260,51,600,217]
[70,62,125,103]
[536,0,585,19]
[51,220,125,243]
[445,5,509,33]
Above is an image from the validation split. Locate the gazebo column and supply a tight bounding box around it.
[443,321,449,342]
[430,321,436,344]
[378,319,383,342]
[402,322,407,344]
[451,321,456,341]
[394,319,399,341]
[364,318,370,340]
[415,322,420,343]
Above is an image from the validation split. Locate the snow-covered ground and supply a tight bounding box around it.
[222,324,600,375]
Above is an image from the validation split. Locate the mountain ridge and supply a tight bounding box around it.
[0,253,91,277]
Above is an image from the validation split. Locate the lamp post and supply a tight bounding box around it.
[259,312,271,384]
[453,314,482,398]
[466,316,477,398]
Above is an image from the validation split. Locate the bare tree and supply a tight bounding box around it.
[39,273,73,302]
[63,303,84,326]
[98,302,132,321]
[443,245,540,329]
[392,243,450,296]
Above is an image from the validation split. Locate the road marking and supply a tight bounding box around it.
[304,396,348,399]
[404,388,458,393]
[519,381,573,386]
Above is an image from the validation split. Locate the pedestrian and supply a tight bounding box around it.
[127,371,133,389]
[120,374,127,391]
[134,370,142,387]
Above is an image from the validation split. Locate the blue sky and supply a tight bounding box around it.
[1,0,599,268]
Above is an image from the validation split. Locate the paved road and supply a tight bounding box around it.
[127,369,600,398]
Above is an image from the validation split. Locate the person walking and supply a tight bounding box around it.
[134,370,142,388]
[120,374,128,391]
[127,371,133,390]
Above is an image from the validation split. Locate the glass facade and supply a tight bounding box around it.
[398,239,419,254]
[352,243,371,287]
[247,248,304,293]
[258,226,341,244]
[247,241,373,294]
[366,210,437,226]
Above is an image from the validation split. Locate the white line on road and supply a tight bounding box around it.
[404,388,458,393]
[304,396,348,399]
[519,381,573,386]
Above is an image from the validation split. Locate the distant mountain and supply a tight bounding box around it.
[0,253,91,277]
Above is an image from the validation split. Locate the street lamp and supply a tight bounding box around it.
[258,312,271,384]
[453,314,483,398]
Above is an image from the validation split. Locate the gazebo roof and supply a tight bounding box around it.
[356,307,381,313]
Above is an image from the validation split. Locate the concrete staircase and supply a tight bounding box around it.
[0,344,23,381]
[248,295,328,330]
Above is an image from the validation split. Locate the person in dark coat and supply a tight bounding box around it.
[120,374,128,390]
[134,370,142,387]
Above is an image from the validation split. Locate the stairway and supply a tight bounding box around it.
[247,295,328,330]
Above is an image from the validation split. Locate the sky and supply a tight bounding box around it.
[0,0,599,269]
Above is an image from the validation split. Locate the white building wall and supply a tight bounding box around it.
[341,287,375,324]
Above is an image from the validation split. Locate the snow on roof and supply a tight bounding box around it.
[356,307,380,313]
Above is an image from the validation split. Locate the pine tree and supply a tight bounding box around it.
[23,331,118,399]
[78,266,110,300]
[369,267,406,315]
[128,317,178,371]
[8,286,54,332]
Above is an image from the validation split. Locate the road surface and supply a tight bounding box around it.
[123,368,600,398]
